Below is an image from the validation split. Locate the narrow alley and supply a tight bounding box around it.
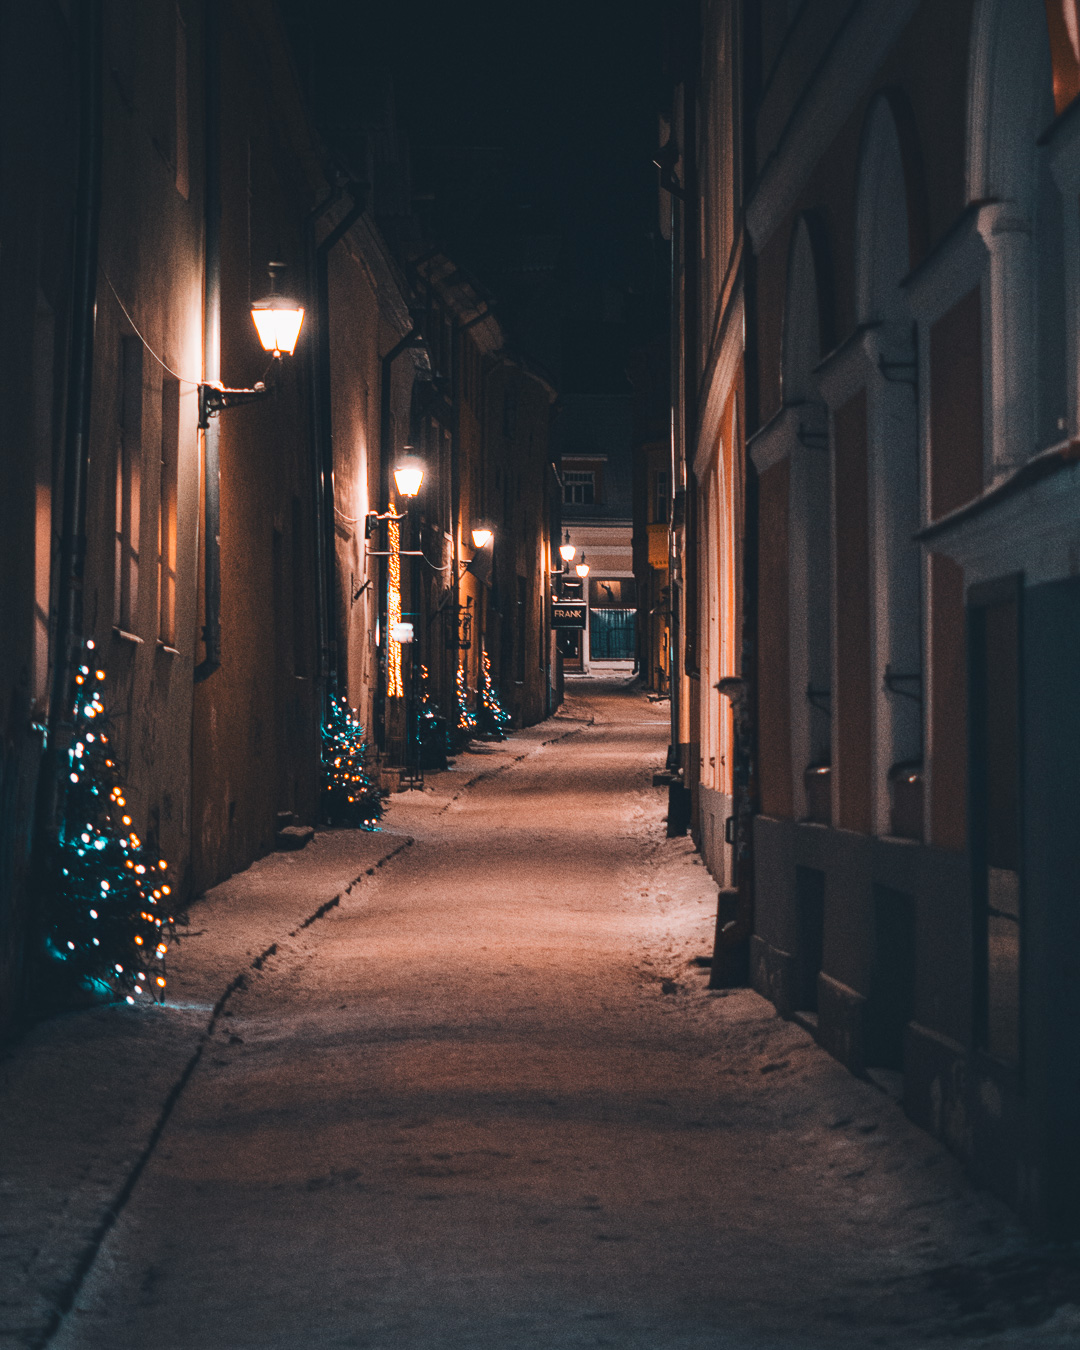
[3,684,1071,1350]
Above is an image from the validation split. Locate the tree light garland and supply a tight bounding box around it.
[44,642,174,1005]
[321,695,382,828]
[477,648,511,740]
[454,663,477,739]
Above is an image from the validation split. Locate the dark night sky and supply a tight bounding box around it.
[283,0,669,379]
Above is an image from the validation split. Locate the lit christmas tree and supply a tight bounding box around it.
[454,663,477,741]
[477,649,511,740]
[44,642,174,1005]
[417,664,449,770]
[321,695,381,827]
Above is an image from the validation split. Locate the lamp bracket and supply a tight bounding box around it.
[198,380,271,428]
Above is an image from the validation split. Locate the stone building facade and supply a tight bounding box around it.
[666,0,1080,1234]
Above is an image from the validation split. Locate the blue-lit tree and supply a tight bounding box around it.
[417,664,449,770]
[44,642,174,1005]
[321,694,381,827]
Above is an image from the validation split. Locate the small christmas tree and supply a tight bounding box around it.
[321,695,381,827]
[417,665,449,770]
[453,663,477,743]
[477,649,511,740]
[44,642,174,1005]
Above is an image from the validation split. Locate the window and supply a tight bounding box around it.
[589,577,635,608]
[158,377,179,644]
[516,576,526,683]
[115,336,143,632]
[564,470,594,506]
[292,496,306,676]
[589,609,635,660]
[32,295,55,706]
[970,578,1022,1068]
[652,470,670,525]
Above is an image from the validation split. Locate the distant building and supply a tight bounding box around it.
[557,393,636,676]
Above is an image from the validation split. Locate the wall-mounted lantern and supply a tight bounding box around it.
[393,453,424,500]
[575,554,590,579]
[199,262,305,428]
[471,523,495,550]
[559,530,576,563]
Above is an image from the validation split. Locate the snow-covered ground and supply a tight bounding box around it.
[4,682,1079,1348]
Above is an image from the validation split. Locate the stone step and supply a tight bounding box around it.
[275,824,314,851]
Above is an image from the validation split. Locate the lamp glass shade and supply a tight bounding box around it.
[251,298,305,354]
[394,458,424,498]
[559,542,576,562]
[471,526,494,549]
[575,561,590,578]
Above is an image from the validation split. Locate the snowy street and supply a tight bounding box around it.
[4,682,1078,1349]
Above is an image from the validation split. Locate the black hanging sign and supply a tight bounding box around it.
[551,600,587,630]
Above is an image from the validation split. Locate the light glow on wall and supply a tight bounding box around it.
[387,519,403,698]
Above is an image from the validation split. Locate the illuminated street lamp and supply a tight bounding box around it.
[575,554,590,579]
[250,295,305,356]
[250,262,305,355]
[471,523,495,549]
[199,262,305,427]
[393,452,424,499]
[559,530,576,563]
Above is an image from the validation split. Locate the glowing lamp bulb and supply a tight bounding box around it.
[471,526,494,549]
[559,541,576,562]
[393,455,424,498]
[575,560,590,578]
[250,296,305,355]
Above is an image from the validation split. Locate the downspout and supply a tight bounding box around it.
[710,4,762,988]
[302,183,340,698]
[666,170,681,773]
[193,2,221,683]
[310,187,365,699]
[44,0,103,807]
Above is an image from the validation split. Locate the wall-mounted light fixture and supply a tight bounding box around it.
[198,262,305,428]
[575,554,590,579]
[364,450,426,553]
[393,452,424,499]
[559,530,576,563]
[250,263,305,356]
[471,522,495,550]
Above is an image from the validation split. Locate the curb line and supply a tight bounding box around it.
[31,835,414,1349]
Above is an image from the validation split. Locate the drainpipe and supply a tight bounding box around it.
[302,183,340,699]
[710,12,763,988]
[666,175,681,774]
[194,2,221,683]
[309,185,365,700]
[44,0,103,806]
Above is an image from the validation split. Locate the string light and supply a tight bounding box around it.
[43,646,174,1006]
[455,664,477,737]
[387,519,403,699]
[321,695,381,829]
[478,649,511,740]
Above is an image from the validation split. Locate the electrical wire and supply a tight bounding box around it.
[102,270,203,385]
